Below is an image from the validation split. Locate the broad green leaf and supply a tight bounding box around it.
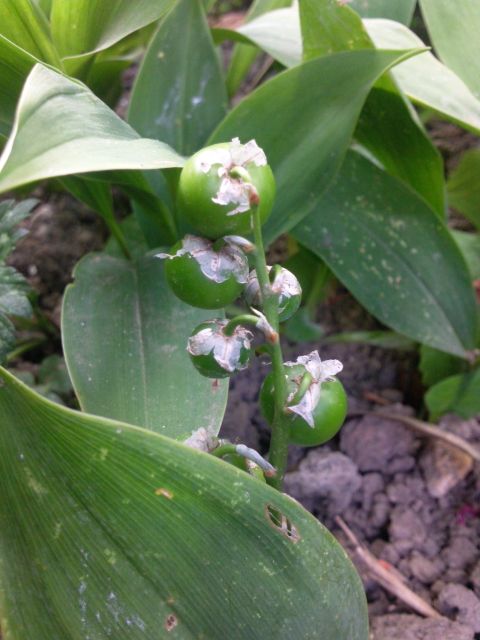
[0,64,184,195]
[232,7,480,135]
[0,35,38,136]
[62,252,228,439]
[213,8,301,69]
[300,0,371,58]
[227,0,292,96]
[50,0,175,59]
[426,368,480,421]
[364,19,480,135]
[130,0,227,154]
[452,231,480,281]
[128,0,227,244]
[419,344,465,388]
[348,0,416,25]
[419,0,480,99]
[355,88,445,217]
[299,0,445,217]
[210,48,421,243]
[447,149,480,230]
[0,368,368,639]
[0,0,60,65]
[292,151,477,358]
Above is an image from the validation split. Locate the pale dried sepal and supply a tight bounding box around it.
[187,320,252,373]
[235,444,276,475]
[246,266,301,314]
[223,235,256,253]
[156,235,248,284]
[285,351,343,428]
[251,308,278,343]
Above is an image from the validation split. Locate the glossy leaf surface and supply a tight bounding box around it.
[0,35,38,137]
[232,7,480,135]
[348,0,416,25]
[364,19,480,134]
[419,0,480,99]
[62,253,228,439]
[299,0,444,217]
[293,152,477,357]
[50,0,174,59]
[355,88,445,217]
[226,0,292,95]
[210,48,419,242]
[0,0,60,65]
[0,65,184,194]
[0,368,369,639]
[129,0,227,155]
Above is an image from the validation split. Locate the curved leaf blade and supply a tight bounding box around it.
[210,48,421,243]
[348,0,416,25]
[0,0,60,66]
[364,19,480,134]
[425,368,480,421]
[419,0,480,100]
[0,368,369,639]
[293,151,477,357]
[50,0,175,59]
[230,7,480,135]
[129,0,227,156]
[299,0,445,218]
[62,252,228,439]
[0,65,184,195]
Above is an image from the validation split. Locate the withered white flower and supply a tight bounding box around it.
[284,351,343,428]
[156,235,248,284]
[199,137,267,217]
[246,266,302,312]
[187,320,252,373]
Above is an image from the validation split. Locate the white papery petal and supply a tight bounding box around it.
[284,350,344,427]
[156,235,248,284]
[229,138,267,167]
[187,322,252,373]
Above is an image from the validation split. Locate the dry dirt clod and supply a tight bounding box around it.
[370,613,475,640]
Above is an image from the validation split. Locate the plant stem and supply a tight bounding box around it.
[223,314,261,336]
[251,206,289,490]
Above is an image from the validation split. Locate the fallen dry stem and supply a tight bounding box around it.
[335,516,441,619]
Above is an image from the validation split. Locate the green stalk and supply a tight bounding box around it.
[223,314,261,336]
[251,206,289,490]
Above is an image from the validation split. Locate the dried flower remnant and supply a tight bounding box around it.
[199,137,267,217]
[187,319,252,377]
[284,351,343,428]
[246,266,302,321]
[157,235,248,285]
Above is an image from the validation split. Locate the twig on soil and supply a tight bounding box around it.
[371,411,480,464]
[335,516,441,619]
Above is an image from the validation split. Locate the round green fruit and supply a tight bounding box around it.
[245,266,302,322]
[177,138,276,239]
[187,320,252,379]
[163,236,248,309]
[260,365,347,446]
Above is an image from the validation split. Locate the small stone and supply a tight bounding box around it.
[437,584,480,632]
[420,441,473,498]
